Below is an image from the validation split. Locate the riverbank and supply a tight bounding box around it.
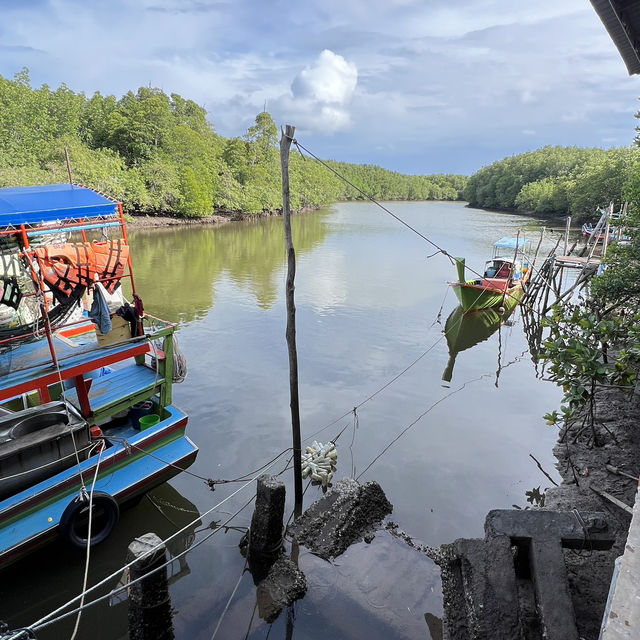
[125,206,321,228]
[543,383,640,639]
[436,380,640,640]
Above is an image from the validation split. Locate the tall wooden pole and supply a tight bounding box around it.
[280,124,303,519]
[64,147,73,184]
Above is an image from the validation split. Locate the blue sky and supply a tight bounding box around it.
[1,0,639,175]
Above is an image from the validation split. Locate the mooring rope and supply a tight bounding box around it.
[25,494,257,636]
[356,372,496,480]
[22,458,284,637]
[69,443,105,640]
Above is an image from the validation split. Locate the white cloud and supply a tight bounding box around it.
[279,50,357,133]
[0,0,638,173]
[292,50,357,104]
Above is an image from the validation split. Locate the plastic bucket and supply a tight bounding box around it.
[138,414,160,431]
[130,400,154,426]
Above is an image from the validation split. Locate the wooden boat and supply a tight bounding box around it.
[449,237,530,313]
[442,302,518,382]
[0,183,198,569]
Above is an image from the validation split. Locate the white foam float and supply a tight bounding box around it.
[301,441,337,487]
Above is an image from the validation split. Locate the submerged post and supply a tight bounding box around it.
[127,533,174,640]
[280,124,303,519]
[247,475,286,582]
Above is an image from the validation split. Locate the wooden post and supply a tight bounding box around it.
[64,147,73,184]
[532,227,545,272]
[127,533,174,640]
[563,216,571,256]
[280,125,303,519]
[602,203,612,257]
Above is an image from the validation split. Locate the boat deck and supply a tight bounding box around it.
[64,363,164,421]
[0,329,150,401]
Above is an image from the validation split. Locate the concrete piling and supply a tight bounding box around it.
[127,532,174,640]
[247,475,286,582]
[249,475,286,556]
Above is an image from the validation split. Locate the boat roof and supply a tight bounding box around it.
[493,237,527,250]
[0,184,119,226]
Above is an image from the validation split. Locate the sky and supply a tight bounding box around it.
[1,0,639,175]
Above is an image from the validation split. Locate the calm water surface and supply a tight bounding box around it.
[1,201,563,639]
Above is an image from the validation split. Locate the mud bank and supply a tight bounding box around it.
[126,206,319,229]
[436,382,640,640]
[542,384,640,639]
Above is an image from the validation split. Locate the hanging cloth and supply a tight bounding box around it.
[115,303,139,338]
[89,282,112,334]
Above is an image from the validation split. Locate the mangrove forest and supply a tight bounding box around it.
[0,69,466,218]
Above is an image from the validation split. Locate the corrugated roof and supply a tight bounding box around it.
[591,0,640,75]
[0,184,119,227]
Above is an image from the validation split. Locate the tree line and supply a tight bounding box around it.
[464,145,638,221]
[0,69,466,218]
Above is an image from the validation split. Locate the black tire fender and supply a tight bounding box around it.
[59,491,120,548]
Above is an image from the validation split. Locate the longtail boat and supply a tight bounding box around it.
[449,237,530,313]
[0,183,197,569]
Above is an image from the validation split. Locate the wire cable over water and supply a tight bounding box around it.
[28,495,257,636]
[291,137,545,314]
[19,458,285,638]
[291,139,455,263]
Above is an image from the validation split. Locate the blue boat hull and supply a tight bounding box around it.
[0,407,197,569]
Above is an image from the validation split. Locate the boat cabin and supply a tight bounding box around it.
[483,237,529,283]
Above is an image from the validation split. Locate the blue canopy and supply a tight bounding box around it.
[493,236,526,250]
[0,184,119,227]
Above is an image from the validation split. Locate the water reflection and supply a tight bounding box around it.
[1,202,566,640]
[128,211,332,324]
[144,484,202,584]
[0,482,201,639]
[442,304,518,382]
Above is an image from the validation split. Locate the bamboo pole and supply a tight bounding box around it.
[563,216,571,256]
[602,203,612,257]
[280,124,303,519]
[64,147,73,184]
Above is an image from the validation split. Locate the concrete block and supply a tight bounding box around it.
[288,478,392,560]
[440,536,521,640]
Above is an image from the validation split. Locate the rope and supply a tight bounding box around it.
[105,435,292,488]
[356,372,493,480]
[21,248,88,495]
[0,443,94,482]
[292,137,543,312]
[292,139,454,262]
[303,308,459,444]
[28,494,257,636]
[210,558,249,640]
[24,459,283,636]
[69,442,105,640]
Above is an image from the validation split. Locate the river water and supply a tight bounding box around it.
[1,201,564,639]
